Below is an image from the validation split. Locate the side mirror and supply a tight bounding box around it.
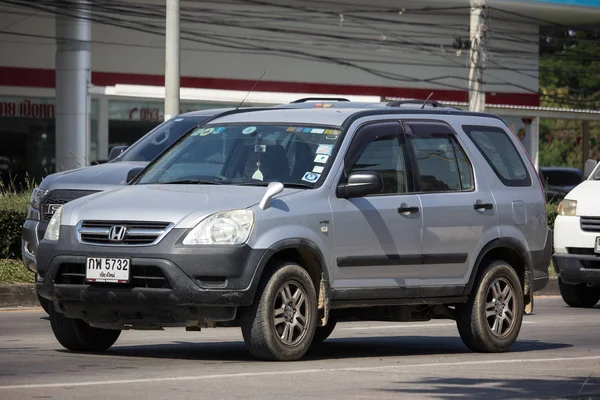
[337,171,383,198]
[583,159,597,180]
[108,146,128,161]
[126,167,145,184]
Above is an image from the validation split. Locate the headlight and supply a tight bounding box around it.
[182,209,254,245]
[558,199,577,216]
[44,205,63,241]
[29,188,48,210]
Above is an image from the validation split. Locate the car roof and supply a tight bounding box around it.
[207,108,368,127]
[205,106,501,127]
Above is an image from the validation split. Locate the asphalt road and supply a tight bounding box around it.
[0,297,599,400]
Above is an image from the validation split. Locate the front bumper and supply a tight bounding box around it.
[21,219,47,273]
[552,253,600,285]
[36,226,270,328]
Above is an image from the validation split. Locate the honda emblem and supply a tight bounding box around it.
[108,225,127,242]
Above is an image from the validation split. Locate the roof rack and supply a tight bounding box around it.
[386,99,445,108]
[291,97,351,103]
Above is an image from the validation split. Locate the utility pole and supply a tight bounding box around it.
[468,0,486,112]
[164,0,180,121]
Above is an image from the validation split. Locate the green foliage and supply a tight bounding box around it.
[0,180,32,260]
[546,201,559,228]
[0,259,34,284]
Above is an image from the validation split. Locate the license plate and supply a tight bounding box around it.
[86,258,130,283]
[595,237,600,254]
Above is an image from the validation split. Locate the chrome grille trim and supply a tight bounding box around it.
[76,221,174,246]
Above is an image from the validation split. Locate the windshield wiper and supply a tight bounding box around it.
[162,179,223,185]
[235,182,313,189]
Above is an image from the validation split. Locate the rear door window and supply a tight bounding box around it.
[462,125,531,187]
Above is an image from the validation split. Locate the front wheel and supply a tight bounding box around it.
[456,260,524,353]
[558,279,600,308]
[49,304,121,352]
[37,291,51,314]
[241,261,318,361]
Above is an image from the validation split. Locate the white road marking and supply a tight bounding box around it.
[344,321,536,330]
[2,355,599,390]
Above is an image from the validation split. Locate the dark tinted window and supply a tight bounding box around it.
[541,170,581,186]
[345,122,408,194]
[463,125,531,187]
[409,134,474,192]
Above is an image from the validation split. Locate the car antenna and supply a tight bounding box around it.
[421,92,434,109]
[236,71,266,110]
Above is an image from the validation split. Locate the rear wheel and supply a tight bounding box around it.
[456,260,524,353]
[558,279,600,308]
[241,261,318,361]
[49,304,121,352]
[312,316,337,344]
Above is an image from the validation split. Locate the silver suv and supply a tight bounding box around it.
[35,102,551,361]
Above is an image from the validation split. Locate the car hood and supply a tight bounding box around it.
[61,184,303,228]
[564,180,600,216]
[39,161,148,191]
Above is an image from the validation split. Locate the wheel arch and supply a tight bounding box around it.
[465,238,534,311]
[252,239,332,326]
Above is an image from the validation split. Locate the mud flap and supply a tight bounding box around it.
[524,270,534,314]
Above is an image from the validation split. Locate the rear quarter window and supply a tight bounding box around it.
[462,125,531,187]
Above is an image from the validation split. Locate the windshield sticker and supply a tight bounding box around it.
[324,129,340,135]
[311,128,325,134]
[198,128,214,136]
[213,127,226,134]
[314,154,329,163]
[286,127,296,132]
[242,126,257,135]
[316,144,334,155]
[303,128,312,133]
[313,165,324,173]
[302,172,321,183]
[294,127,304,133]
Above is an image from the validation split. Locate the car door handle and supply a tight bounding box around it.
[473,202,494,211]
[398,205,419,214]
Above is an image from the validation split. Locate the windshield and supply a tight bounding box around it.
[137,123,343,187]
[118,116,209,162]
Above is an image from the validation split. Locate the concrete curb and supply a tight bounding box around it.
[0,284,40,308]
[0,278,562,308]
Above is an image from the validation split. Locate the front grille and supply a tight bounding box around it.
[41,190,100,222]
[581,217,600,232]
[77,221,172,246]
[56,263,171,289]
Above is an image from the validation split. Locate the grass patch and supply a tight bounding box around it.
[0,259,34,284]
[549,261,557,278]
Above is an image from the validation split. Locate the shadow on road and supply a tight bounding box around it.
[74,335,572,362]
[376,376,600,399]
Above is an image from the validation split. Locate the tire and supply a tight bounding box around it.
[37,291,51,314]
[49,303,121,352]
[456,260,524,353]
[558,279,600,308]
[312,316,337,344]
[241,261,318,361]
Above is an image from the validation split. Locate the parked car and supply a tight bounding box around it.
[35,101,551,361]
[23,107,246,312]
[539,166,583,203]
[553,159,600,308]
